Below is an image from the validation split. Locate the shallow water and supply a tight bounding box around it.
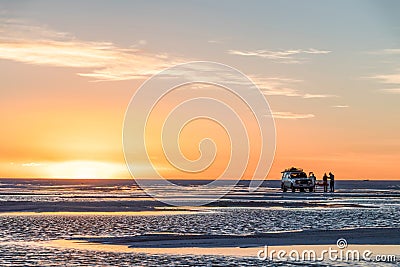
[0,179,399,266]
[0,207,399,242]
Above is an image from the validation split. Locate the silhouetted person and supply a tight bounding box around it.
[323,173,328,192]
[309,172,316,190]
[329,172,335,192]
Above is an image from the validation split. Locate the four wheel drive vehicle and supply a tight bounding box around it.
[281,167,315,192]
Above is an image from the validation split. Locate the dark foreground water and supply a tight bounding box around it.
[0,179,399,266]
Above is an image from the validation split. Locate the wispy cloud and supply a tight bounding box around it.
[366,68,400,94]
[379,88,400,94]
[382,49,400,54]
[368,48,400,55]
[228,48,331,63]
[208,37,231,44]
[365,48,400,94]
[271,111,315,119]
[0,19,181,81]
[22,162,44,167]
[249,75,302,97]
[303,93,338,99]
[332,105,349,108]
[368,72,400,84]
[208,40,221,44]
[249,75,336,99]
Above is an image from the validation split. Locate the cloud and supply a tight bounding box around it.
[271,111,315,119]
[303,93,338,99]
[22,162,44,167]
[366,69,400,94]
[369,72,400,84]
[208,40,221,44]
[382,49,400,54]
[138,39,147,46]
[249,75,302,97]
[379,88,400,94]
[208,37,231,44]
[0,19,181,81]
[332,105,349,108]
[368,48,400,55]
[0,18,71,40]
[261,87,301,97]
[227,48,331,63]
[366,49,400,91]
[249,75,336,99]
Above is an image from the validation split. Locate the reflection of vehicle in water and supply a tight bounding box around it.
[281,167,314,192]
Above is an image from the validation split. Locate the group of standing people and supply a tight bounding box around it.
[311,172,335,192]
[323,172,335,192]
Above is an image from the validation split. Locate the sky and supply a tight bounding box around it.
[0,0,399,180]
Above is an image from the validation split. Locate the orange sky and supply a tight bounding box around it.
[0,72,398,180]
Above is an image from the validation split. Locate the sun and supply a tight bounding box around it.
[71,166,97,179]
[46,161,126,179]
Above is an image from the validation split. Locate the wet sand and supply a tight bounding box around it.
[44,240,400,258]
[40,228,400,259]
[0,210,209,217]
[0,195,384,213]
[70,227,400,248]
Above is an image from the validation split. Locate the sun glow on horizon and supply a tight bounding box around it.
[47,161,128,179]
[25,161,130,179]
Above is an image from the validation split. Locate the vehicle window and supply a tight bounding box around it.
[290,172,307,178]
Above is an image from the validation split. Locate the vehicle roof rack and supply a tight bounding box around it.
[281,167,304,173]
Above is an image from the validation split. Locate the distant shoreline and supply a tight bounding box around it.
[0,178,399,181]
[0,179,398,213]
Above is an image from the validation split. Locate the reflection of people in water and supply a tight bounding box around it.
[329,172,335,192]
[323,173,328,192]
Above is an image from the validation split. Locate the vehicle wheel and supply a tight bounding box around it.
[309,187,314,192]
[291,184,295,192]
[300,188,305,192]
